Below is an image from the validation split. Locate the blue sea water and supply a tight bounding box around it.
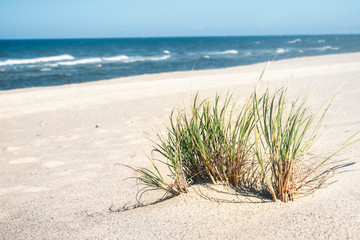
[1,35,360,90]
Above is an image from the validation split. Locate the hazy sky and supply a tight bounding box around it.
[1,0,359,39]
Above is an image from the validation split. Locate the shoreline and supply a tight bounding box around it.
[1,52,360,118]
[1,52,360,239]
[2,49,360,91]
[1,51,359,92]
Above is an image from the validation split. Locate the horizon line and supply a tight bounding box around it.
[1,33,360,41]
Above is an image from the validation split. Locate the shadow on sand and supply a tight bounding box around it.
[110,161,357,212]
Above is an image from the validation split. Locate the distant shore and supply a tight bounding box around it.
[1,52,360,239]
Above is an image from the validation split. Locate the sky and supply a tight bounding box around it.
[0,0,359,39]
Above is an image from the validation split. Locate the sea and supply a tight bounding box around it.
[1,34,360,90]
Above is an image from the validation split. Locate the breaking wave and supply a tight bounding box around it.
[44,55,171,67]
[315,46,339,51]
[276,48,288,54]
[288,38,301,44]
[0,54,74,66]
[103,55,170,63]
[208,50,238,55]
[48,58,102,66]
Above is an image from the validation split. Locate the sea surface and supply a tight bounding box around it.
[1,35,360,90]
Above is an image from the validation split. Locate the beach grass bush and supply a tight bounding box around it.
[156,93,257,186]
[253,87,331,202]
[126,93,258,201]
[252,87,359,202]
[126,77,359,203]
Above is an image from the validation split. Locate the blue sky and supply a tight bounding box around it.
[0,0,359,39]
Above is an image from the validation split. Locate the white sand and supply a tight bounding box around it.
[1,53,360,239]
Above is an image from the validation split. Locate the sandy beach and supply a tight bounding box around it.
[1,52,360,239]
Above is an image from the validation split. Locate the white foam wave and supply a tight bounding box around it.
[220,50,238,54]
[317,40,325,43]
[104,55,170,63]
[316,45,338,51]
[288,38,301,44]
[276,48,288,54]
[40,68,51,72]
[203,55,210,59]
[0,54,74,66]
[163,50,170,54]
[209,50,238,55]
[131,55,170,62]
[49,58,102,66]
[103,55,129,61]
[39,54,171,67]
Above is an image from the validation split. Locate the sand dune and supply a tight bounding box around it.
[1,53,360,239]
